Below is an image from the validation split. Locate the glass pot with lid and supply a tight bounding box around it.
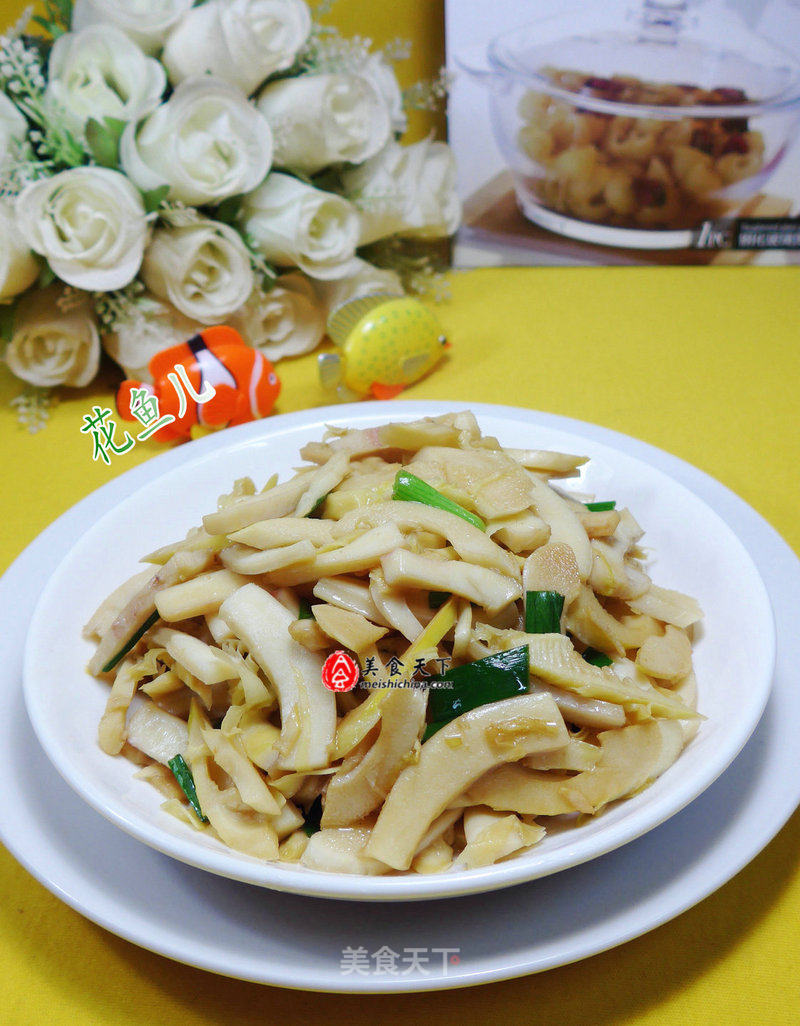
[459,0,800,248]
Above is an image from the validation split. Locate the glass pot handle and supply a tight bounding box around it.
[630,0,698,44]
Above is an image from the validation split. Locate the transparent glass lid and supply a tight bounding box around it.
[486,3,800,119]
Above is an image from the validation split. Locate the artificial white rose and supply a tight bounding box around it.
[359,53,407,135]
[342,137,462,245]
[4,285,100,388]
[141,220,254,324]
[15,167,148,291]
[71,0,194,55]
[256,72,391,174]
[0,201,39,303]
[120,77,273,206]
[313,258,403,318]
[163,0,311,96]
[102,293,200,381]
[45,26,166,140]
[0,91,26,157]
[240,173,360,280]
[231,272,324,361]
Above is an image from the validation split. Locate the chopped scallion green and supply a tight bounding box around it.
[584,500,616,512]
[302,794,324,836]
[582,647,613,667]
[428,591,450,609]
[168,754,208,823]
[297,598,314,620]
[525,591,564,634]
[424,645,530,738]
[392,469,485,531]
[306,492,330,517]
[101,610,160,674]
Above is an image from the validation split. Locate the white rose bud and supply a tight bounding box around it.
[71,0,195,55]
[230,272,325,361]
[163,0,311,97]
[240,173,359,280]
[313,258,404,319]
[257,72,390,174]
[359,53,407,135]
[0,92,27,156]
[142,220,254,324]
[343,137,462,245]
[5,285,100,388]
[45,26,166,139]
[0,201,39,303]
[102,293,200,381]
[15,167,148,291]
[120,77,273,206]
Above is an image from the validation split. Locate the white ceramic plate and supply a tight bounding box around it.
[3,403,799,991]
[22,403,775,901]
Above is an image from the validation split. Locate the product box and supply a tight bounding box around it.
[445,0,800,266]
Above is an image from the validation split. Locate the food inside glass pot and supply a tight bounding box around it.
[518,68,765,230]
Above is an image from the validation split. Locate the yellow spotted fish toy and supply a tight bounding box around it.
[318,295,449,400]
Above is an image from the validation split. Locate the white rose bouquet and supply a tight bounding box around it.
[0,0,460,425]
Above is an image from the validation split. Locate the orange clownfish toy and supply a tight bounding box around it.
[116,326,280,443]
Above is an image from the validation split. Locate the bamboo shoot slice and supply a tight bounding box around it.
[334,501,519,576]
[381,548,521,616]
[365,693,567,870]
[322,687,427,828]
[219,584,335,770]
[526,473,592,580]
[155,569,248,621]
[300,828,390,875]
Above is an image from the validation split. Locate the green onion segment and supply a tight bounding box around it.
[582,647,613,667]
[525,590,564,634]
[392,469,486,531]
[168,754,208,823]
[423,645,530,741]
[101,610,160,674]
[302,794,324,836]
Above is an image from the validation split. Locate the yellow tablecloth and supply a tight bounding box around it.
[2,265,800,1024]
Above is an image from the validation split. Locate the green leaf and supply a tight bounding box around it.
[86,117,125,169]
[425,645,530,733]
[53,0,75,20]
[213,193,244,225]
[142,184,171,214]
[31,15,59,35]
[37,263,56,289]
[0,302,16,344]
[168,754,208,823]
[525,591,564,634]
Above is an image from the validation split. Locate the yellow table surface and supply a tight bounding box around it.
[1,265,800,1025]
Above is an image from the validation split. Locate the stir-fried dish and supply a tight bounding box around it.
[84,412,703,875]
